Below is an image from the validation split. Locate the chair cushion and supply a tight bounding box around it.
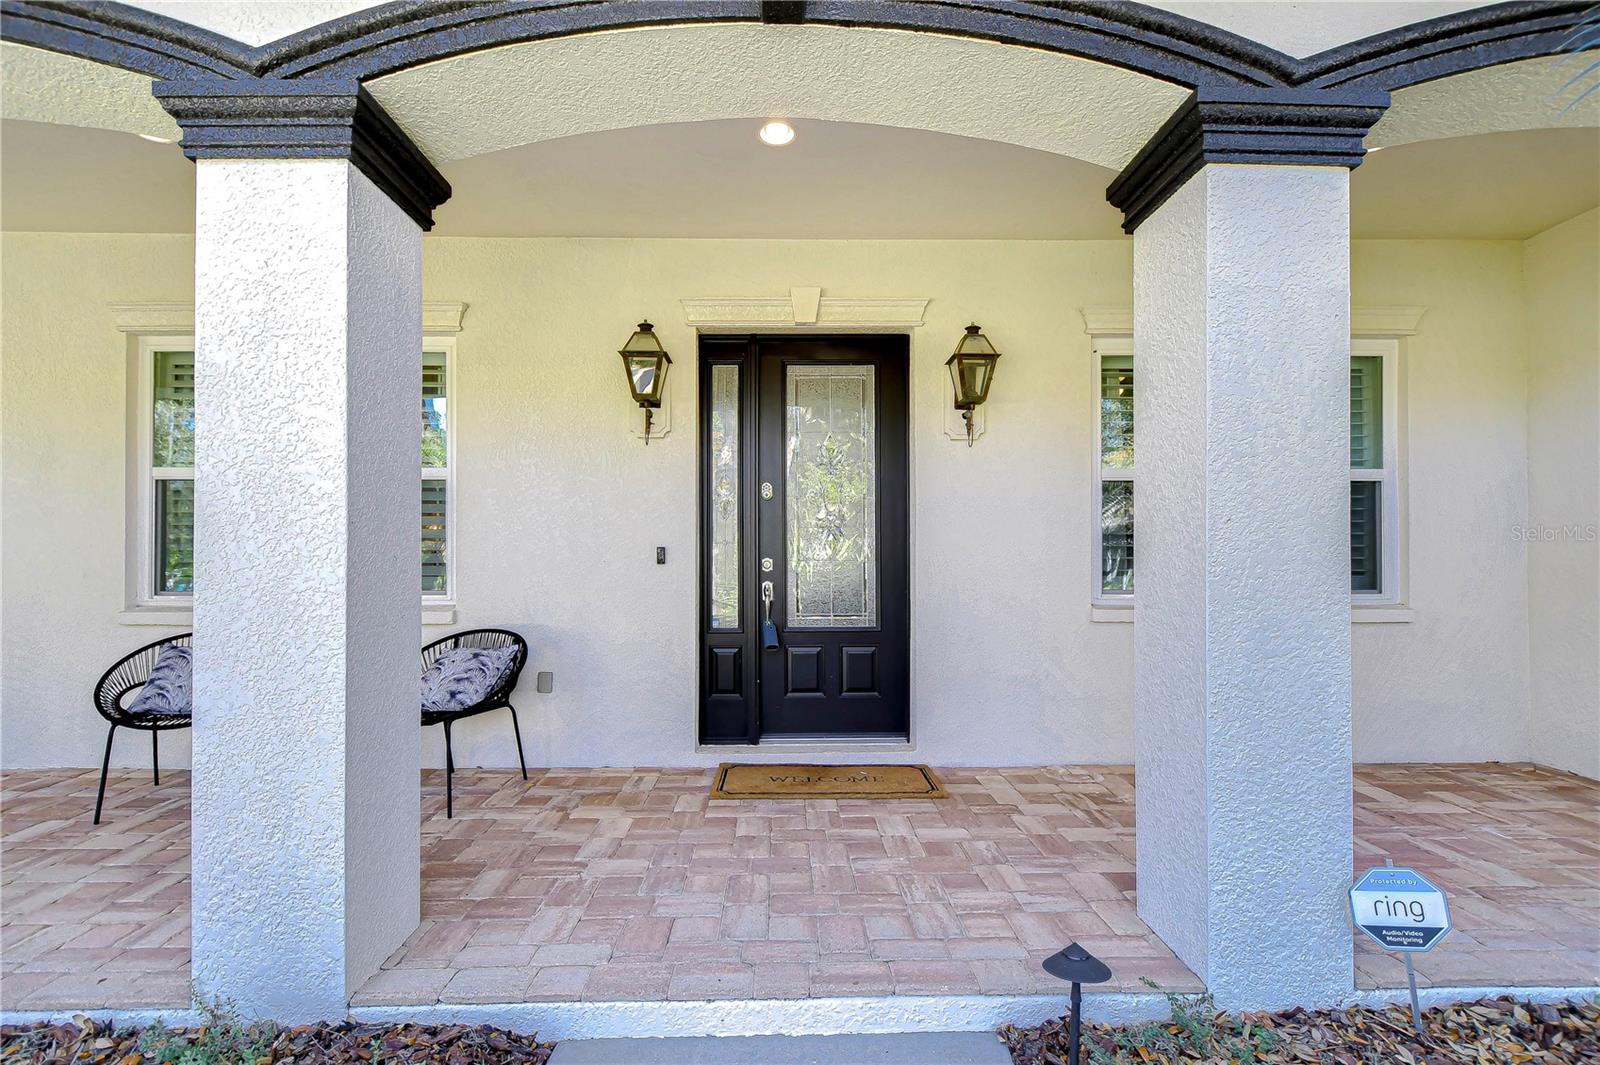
[125,644,193,719]
[422,646,519,715]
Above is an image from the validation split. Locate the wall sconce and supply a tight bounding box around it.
[946,323,1001,446]
[618,320,672,443]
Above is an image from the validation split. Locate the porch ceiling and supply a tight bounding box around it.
[3,116,1596,241]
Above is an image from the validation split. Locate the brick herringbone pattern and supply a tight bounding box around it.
[1,768,191,1010]
[1352,763,1600,990]
[359,766,1195,1005]
[2,764,1595,1011]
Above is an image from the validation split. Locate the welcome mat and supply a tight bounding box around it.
[711,763,946,800]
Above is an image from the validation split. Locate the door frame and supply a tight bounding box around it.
[697,333,912,746]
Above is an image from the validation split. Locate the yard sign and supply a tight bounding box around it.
[1349,865,1452,952]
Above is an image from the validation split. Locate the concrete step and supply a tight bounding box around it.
[547,1030,1012,1065]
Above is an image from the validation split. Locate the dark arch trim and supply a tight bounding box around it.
[1297,1,1593,90]
[4,1,1587,93]
[0,1,252,79]
[250,0,1295,87]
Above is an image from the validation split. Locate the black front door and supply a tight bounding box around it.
[699,335,910,742]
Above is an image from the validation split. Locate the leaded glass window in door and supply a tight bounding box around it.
[785,364,877,628]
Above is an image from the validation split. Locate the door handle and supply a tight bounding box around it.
[761,580,779,650]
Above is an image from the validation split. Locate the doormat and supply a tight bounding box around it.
[711,763,946,800]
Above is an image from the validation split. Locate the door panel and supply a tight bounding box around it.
[698,335,909,742]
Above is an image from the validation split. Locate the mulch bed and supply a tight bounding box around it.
[0,1018,555,1064]
[999,996,1599,1064]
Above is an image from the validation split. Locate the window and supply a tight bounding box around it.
[1348,339,1401,601]
[421,346,453,599]
[1092,337,1134,604]
[131,339,455,607]
[1089,338,1402,606]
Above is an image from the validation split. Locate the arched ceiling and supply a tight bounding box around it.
[363,25,1186,170]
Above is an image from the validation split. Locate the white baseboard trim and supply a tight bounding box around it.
[5,986,1595,1041]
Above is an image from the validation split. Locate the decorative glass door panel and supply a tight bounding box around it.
[698,335,909,744]
[785,365,877,629]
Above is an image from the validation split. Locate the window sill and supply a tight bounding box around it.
[117,607,194,627]
[1351,606,1415,623]
[119,606,459,626]
[1089,604,1134,623]
[1087,604,1414,624]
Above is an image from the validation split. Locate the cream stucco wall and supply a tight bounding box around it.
[1522,209,1600,781]
[0,231,1570,772]
[1350,240,1535,763]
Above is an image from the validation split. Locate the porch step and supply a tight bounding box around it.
[547,1031,1011,1064]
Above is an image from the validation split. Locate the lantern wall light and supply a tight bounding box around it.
[946,323,1001,446]
[618,320,672,444]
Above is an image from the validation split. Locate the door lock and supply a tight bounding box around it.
[761,557,774,572]
[760,580,779,649]
[761,481,774,500]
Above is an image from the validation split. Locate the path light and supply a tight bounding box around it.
[1043,941,1112,1062]
[946,323,1001,446]
[617,320,672,444]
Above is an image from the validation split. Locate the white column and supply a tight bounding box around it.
[1133,164,1353,1009]
[191,158,421,1020]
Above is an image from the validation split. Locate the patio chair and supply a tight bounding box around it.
[422,628,529,818]
[91,632,192,824]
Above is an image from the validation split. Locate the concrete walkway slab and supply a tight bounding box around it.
[547,1031,1012,1064]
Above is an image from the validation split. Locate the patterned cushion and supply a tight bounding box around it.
[125,644,192,718]
[421,646,519,714]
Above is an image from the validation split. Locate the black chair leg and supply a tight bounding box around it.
[507,704,528,781]
[151,730,160,786]
[94,724,117,825]
[443,720,455,819]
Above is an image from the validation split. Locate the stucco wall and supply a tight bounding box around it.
[1522,209,1600,781]
[0,232,1555,770]
[1350,240,1535,763]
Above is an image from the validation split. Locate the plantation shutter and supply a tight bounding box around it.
[1100,354,1134,469]
[421,479,448,593]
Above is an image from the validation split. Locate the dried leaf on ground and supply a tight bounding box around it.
[0,1019,554,1065]
[998,996,1599,1065]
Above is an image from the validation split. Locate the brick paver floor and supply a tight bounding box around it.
[2,763,1594,1011]
[1353,763,1599,989]
[1,768,190,1010]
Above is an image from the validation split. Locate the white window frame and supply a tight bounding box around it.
[1091,335,1135,611]
[1086,334,1407,612]
[130,335,197,609]
[126,334,458,613]
[1349,337,1405,608]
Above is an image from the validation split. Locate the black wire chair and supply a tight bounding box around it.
[91,632,192,824]
[422,628,529,818]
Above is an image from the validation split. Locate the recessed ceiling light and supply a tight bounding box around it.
[758,120,796,147]
[138,133,176,144]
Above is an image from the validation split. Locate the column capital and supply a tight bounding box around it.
[152,78,450,231]
[1107,87,1388,233]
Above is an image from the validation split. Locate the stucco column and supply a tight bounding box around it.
[190,158,422,1020]
[1132,164,1354,1009]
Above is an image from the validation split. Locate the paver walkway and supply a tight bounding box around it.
[2,763,1595,1012]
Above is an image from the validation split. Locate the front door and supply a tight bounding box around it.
[699,335,909,743]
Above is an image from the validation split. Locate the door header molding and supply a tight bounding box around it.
[682,289,929,332]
